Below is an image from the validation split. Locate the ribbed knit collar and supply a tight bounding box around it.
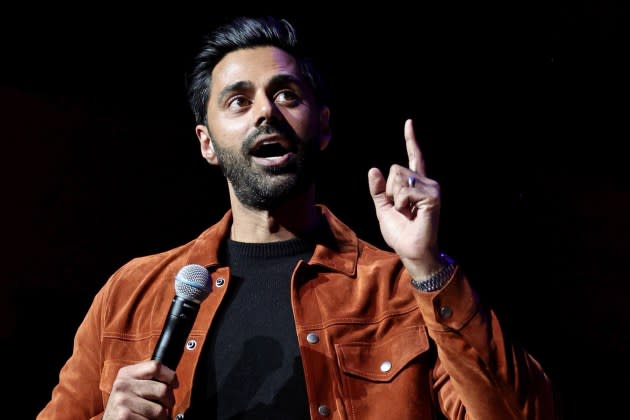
[225,237,315,259]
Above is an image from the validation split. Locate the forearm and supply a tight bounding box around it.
[411,268,556,419]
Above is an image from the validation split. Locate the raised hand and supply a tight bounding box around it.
[367,119,443,280]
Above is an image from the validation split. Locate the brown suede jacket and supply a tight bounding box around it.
[38,205,556,419]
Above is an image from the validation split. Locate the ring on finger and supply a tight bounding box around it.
[407,175,416,188]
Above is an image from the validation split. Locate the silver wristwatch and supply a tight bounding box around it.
[410,253,457,292]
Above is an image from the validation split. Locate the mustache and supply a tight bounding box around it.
[242,121,300,152]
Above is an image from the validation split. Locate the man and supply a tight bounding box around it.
[38,16,556,419]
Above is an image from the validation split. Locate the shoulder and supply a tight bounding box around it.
[103,210,232,296]
[97,243,195,314]
[98,216,229,312]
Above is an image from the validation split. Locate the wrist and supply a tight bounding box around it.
[410,252,456,292]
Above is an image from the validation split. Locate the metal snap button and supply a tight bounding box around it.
[186,339,197,350]
[439,305,453,319]
[215,277,225,287]
[380,360,392,372]
[306,332,319,344]
[317,404,330,416]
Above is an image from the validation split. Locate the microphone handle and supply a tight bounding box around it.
[152,296,200,370]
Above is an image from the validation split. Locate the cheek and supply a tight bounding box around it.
[283,108,319,136]
[208,116,249,145]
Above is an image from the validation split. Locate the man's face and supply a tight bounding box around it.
[196,46,330,210]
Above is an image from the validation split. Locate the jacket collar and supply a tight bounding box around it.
[185,204,359,277]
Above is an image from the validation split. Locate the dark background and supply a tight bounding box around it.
[1,2,628,418]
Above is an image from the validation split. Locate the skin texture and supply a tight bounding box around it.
[196,46,332,243]
[368,118,444,279]
[103,45,442,418]
[103,361,177,420]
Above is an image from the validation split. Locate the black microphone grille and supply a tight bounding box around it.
[174,264,211,303]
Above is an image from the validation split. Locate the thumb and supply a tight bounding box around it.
[368,167,388,209]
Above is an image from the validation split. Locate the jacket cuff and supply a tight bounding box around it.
[409,266,480,332]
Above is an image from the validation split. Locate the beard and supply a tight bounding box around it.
[210,122,322,210]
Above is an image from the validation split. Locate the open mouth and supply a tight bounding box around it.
[251,142,292,158]
[250,136,296,166]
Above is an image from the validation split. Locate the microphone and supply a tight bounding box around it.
[152,264,211,370]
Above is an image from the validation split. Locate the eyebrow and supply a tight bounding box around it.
[217,80,254,105]
[267,74,304,91]
[216,74,305,105]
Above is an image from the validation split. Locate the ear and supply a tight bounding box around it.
[195,124,219,165]
[318,106,332,151]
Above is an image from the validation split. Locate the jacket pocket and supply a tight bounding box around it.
[334,326,433,419]
[336,326,429,381]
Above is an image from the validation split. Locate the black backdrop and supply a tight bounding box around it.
[1,2,628,418]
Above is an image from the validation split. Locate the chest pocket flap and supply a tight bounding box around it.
[335,326,430,382]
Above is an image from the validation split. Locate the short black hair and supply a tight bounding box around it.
[186,16,328,125]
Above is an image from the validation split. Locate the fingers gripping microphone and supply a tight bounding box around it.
[152,264,211,370]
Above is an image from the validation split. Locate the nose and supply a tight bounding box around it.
[254,92,282,126]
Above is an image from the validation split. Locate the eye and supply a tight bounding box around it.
[274,89,300,105]
[227,96,251,112]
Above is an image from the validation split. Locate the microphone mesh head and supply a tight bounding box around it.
[174,264,211,302]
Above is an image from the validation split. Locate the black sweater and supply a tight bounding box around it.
[188,237,315,419]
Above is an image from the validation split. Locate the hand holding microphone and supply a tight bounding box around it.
[152,264,212,369]
[103,264,211,419]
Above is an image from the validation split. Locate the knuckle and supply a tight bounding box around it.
[155,381,169,396]
[111,377,129,393]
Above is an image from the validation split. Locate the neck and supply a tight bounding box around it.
[228,187,320,243]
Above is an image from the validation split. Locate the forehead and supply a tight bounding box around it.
[211,46,301,91]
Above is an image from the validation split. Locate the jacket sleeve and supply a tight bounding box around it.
[36,286,108,420]
[410,265,557,420]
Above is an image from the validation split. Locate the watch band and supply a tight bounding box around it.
[410,253,456,292]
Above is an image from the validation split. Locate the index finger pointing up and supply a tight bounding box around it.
[405,118,425,176]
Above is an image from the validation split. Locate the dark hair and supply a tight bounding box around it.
[186,16,328,125]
